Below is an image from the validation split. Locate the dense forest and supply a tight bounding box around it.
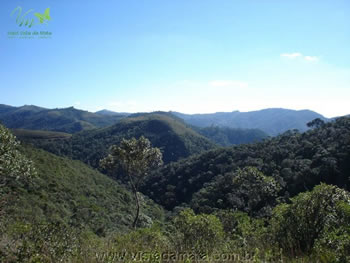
[1,113,350,262]
[142,117,350,213]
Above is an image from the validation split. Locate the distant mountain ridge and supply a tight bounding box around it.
[0,104,126,133]
[96,109,130,117]
[0,104,332,136]
[172,108,329,136]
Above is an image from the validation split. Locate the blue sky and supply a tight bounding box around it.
[0,0,349,117]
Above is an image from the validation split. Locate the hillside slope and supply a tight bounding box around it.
[173,108,328,136]
[2,144,164,235]
[0,104,125,133]
[11,129,72,140]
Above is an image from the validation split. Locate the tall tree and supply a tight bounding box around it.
[307,118,325,128]
[100,136,163,228]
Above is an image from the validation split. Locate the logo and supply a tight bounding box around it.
[34,8,51,25]
[11,7,51,28]
[8,6,53,39]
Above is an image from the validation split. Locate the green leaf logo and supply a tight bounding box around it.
[34,8,51,24]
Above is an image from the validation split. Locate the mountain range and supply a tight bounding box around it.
[172,108,329,136]
[0,104,331,136]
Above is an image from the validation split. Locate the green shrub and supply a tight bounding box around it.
[270,184,350,258]
[172,208,224,255]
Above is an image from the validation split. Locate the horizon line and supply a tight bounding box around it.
[2,103,347,119]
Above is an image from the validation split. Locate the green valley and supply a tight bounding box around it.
[1,111,350,262]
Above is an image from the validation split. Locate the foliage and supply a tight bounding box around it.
[172,208,224,255]
[313,201,350,262]
[72,224,170,263]
[0,124,36,216]
[231,167,281,215]
[191,167,281,216]
[307,117,325,128]
[2,184,350,262]
[0,124,36,183]
[100,136,163,228]
[0,222,79,263]
[100,136,163,184]
[214,210,278,261]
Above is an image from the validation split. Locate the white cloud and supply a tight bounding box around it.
[281,52,302,59]
[304,56,319,62]
[209,80,248,88]
[281,52,319,62]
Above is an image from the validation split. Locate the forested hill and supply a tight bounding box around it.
[0,104,126,133]
[193,125,268,146]
[173,108,328,136]
[142,117,350,213]
[27,113,217,167]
